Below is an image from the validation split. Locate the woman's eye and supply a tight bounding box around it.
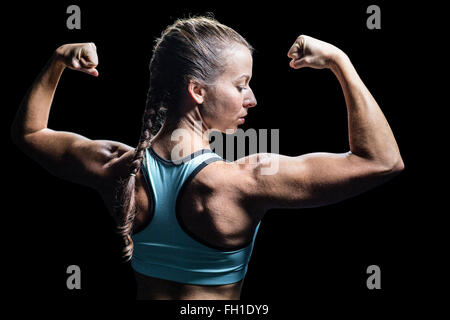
[237,86,246,92]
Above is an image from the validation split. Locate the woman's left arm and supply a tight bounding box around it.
[11,43,133,189]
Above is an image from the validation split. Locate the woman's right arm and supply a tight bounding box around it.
[235,35,404,211]
[11,43,134,190]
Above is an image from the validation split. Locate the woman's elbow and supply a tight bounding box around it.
[393,156,405,173]
[378,155,405,177]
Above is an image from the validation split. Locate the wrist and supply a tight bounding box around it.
[329,50,350,73]
[41,50,66,83]
[53,46,67,68]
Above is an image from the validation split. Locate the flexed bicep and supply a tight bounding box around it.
[11,42,132,190]
[243,34,404,211]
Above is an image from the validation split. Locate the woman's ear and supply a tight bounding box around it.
[188,80,205,104]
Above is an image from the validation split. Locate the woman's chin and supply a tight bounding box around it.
[220,126,238,134]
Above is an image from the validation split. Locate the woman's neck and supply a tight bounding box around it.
[150,116,212,160]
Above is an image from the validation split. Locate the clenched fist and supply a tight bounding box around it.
[55,42,99,77]
[287,35,344,70]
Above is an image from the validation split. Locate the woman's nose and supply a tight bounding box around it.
[244,89,257,108]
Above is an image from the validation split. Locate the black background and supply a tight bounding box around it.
[4,0,442,314]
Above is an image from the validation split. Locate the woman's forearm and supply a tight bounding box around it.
[12,52,65,138]
[330,52,404,170]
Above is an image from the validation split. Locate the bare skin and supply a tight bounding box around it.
[11,36,404,300]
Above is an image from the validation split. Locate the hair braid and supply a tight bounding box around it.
[118,104,159,261]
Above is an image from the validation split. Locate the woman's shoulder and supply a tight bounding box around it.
[193,158,253,188]
[191,157,262,210]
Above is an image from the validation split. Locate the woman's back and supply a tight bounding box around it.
[99,141,263,299]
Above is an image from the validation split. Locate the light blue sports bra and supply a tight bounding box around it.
[131,146,260,285]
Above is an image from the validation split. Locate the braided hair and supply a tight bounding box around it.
[116,15,253,261]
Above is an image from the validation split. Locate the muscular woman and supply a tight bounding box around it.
[11,16,404,299]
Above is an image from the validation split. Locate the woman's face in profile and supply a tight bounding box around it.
[202,44,257,133]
